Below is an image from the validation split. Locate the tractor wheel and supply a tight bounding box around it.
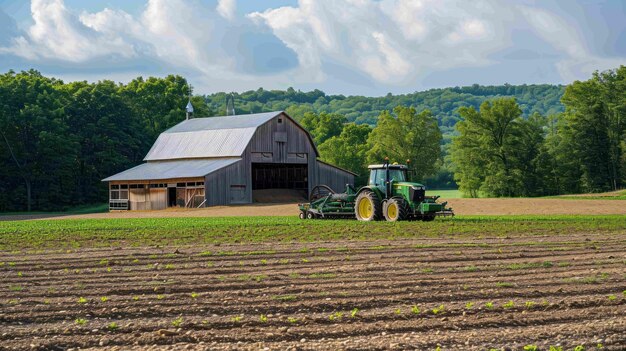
[355,190,382,221]
[306,212,315,220]
[383,197,408,222]
[299,212,306,220]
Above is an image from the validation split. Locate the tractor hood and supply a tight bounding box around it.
[393,182,426,190]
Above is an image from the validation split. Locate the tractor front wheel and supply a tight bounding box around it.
[355,191,382,221]
[383,197,408,222]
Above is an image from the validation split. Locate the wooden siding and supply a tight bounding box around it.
[204,157,251,206]
[317,161,355,194]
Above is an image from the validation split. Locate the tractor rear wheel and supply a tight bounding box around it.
[383,197,408,222]
[355,190,382,221]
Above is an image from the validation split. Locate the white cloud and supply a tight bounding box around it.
[519,5,624,82]
[2,0,135,62]
[249,0,509,84]
[216,0,236,20]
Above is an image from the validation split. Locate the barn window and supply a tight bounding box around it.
[278,118,283,123]
[110,184,129,200]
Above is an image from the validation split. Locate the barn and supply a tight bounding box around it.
[103,111,356,210]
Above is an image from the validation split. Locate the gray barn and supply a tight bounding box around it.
[103,111,355,210]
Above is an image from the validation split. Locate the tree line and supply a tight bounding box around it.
[0,70,209,211]
[0,67,622,211]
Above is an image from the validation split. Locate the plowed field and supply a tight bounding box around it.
[1,224,624,350]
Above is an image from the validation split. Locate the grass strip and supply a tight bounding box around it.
[0,215,624,251]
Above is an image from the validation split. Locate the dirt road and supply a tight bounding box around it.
[1,232,624,350]
[1,197,623,221]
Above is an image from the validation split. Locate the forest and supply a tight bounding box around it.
[0,67,623,211]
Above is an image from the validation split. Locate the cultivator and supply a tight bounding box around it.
[299,161,454,221]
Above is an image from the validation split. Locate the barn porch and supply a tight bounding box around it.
[108,179,206,211]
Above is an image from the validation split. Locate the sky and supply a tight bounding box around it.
[0,0,624,96]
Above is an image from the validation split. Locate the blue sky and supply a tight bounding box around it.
[0,0,624,96]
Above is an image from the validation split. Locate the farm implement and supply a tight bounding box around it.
[299,161,454,221]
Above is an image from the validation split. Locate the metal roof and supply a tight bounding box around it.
[165,111,281,132]
[102,158,241,182]
[368,164,408,169]
[144,111,283,161]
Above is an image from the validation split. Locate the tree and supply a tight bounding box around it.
[300,112,346,145]
[318,123,372,185]
[451,98,546,197]
[367,106,441,182]
[561,66,626,192]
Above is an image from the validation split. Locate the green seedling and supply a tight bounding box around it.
[411,305,420,315]
[171,317,183,327]
[75,318,88,325]
[132,296,139,301]
[329,312,343,321]
[260,259,268,265]
[394,308,402,315]
[523,345,538,351]
[8,285,23,291]
[503,300,515,309]
[100,296,108,302]
[157,294,164,300]
[608,294,616,301]
[288,317,299,323]
[465,302,474,309]
[107,322,118,330]
[260,314,268,323]
[548,346,563,351]
[99,259,109,265]
[231,315,242,322]
[164,264,174,269]
[431,304,445,314]
[17,271,23,277]
[78,297,88,304]
[106,267,112,273]
[350,308,359,318]
[485,302,494,309]
[525,301,535,309]
[496,282,514,288]
[573,346,585,351]
[191,292,199,298]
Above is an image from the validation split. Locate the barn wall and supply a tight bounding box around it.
[203,112,354,206]
[248,112,318,196]
[204,157,251,206]
[317,162,355,193]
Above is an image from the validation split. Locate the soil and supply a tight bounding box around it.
[1,197,625,221]
[1,232,624,350]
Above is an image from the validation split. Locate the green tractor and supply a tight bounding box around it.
[298,160,454,221]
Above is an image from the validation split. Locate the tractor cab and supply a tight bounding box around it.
[354,161,453,222]
[368,164,408,187]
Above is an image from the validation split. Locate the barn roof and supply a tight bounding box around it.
[102,158,241,182]
[143,111,318,161]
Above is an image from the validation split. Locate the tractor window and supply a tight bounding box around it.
[389,169,407,182]
[369,170,377,185]
[375,170,386,185]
